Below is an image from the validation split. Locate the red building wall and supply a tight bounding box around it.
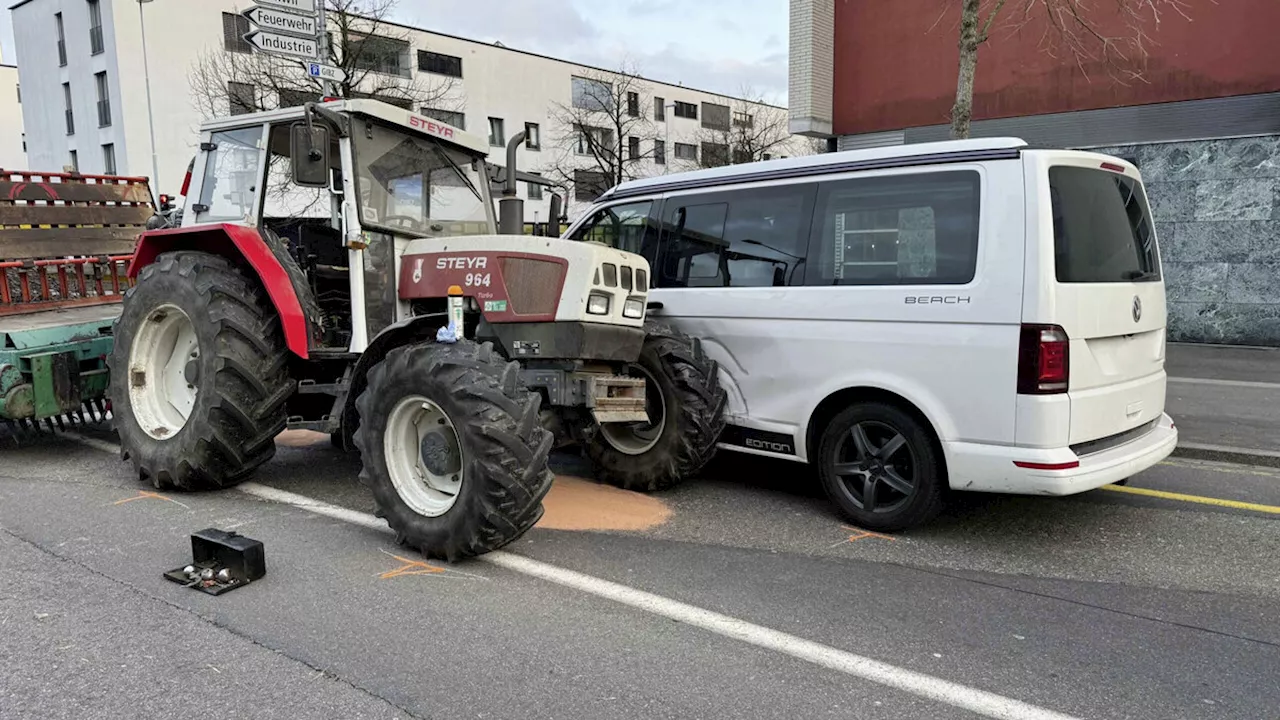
[832,0,1280,135]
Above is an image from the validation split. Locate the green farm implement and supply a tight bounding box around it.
[0,170,154,434]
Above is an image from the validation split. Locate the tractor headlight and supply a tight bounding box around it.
[623,298,645,319]
[587,293,611,316]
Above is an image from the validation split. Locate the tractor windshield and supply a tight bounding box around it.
[353,121,492,237]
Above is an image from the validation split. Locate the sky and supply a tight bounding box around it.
[0,0,790,103]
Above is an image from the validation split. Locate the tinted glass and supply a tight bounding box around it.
[807,171,980,286]
[569,201,656,261]
[660,185,813,288]
[1050,166,1160,283]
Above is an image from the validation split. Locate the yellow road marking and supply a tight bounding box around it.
[829,525,898,547]
[378,552,445,579]
[1101,484,1280,514]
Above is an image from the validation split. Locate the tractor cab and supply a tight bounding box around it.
[173,99,555,352]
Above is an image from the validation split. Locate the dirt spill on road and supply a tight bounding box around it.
[276,430,329,448]
[538,476,672,531]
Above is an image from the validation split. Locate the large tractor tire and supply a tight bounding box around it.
[109,252,294,490]
[353,340,554,561]
[586,321,727,492]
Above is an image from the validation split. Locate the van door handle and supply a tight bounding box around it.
[647,301,664,312]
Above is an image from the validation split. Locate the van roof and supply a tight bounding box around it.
[601,137,1029,202]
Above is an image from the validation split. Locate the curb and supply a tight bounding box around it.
[1172,442,1280,469]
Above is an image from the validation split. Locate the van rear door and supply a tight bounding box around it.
[1040,157,1167,446]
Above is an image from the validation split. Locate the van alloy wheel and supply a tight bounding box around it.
[831,421,916,514]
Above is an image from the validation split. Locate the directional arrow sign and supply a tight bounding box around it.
[304,62,347,84]
[245,30,318,60]
[251,0,318,14]
[243,6,318,38]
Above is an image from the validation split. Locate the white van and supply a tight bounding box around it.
[564,137,1177,531]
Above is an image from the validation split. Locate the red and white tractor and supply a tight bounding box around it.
[111,99,725,559]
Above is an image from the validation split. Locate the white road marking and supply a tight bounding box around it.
[65,434,1080,720]
[1169,376,1280,391]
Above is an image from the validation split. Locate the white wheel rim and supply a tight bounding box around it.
[600,365,667,456]
[384,395,464,517]
[128,304,199,440]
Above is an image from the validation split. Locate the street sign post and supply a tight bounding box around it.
[304,62,348,84]
[245,30,319,60]
[243,6,318,38]
[250,0,317,13]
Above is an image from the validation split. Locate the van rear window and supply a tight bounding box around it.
[1049,166,1160,283]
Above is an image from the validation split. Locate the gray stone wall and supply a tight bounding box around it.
[1093,137,1280,346]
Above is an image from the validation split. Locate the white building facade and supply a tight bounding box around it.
[0,63,25,170]
[12,0,804,220]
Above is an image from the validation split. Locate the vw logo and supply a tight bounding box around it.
[1132,296,1143,323]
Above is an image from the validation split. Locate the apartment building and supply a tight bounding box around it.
[12,0,804,220]
[0,62,25,170]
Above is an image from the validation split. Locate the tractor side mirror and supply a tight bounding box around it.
[290,123,330,188]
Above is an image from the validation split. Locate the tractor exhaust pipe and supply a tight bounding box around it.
[547,194,563,237]
[498,132,527,235]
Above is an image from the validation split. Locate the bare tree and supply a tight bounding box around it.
[692,88,795,168]
[946,0,1195,139]
[189,0,456,121]
[545,63,660,207]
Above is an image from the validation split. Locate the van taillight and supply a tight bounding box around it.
[1018,324,1069,394]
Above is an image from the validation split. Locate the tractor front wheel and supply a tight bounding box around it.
[109,251,293,490]
[586,321,727,492]
[354,340,554,561]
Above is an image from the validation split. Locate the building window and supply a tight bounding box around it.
[95,72,111,127]
[628,136,641,161]
[102,143,116,175]
[349,34,410,78]
[88,0,104,55]
[808,170,980,286]
[733,110,754,128]
[571,76,613,112]
[418,50,462,78]
[222,12,252,54]
[763,153,773,161]
[63,83,74,135]
[626,91,639,118]
[421,107,465,130]
[654,140,665,165]
[654,96,665,121]
[527,173,543,201]
[574,169,608,202]
[68,150,78,172]
[56,13,67,66]
[228,81,255,115]
[701,102,730,131]
[524,122,540,151]
[701,142,729,167]
[488,117,505,147]
[575,125,613,156]
[673,142,697,162]
[278,88,315,109]
[673,101,697,120]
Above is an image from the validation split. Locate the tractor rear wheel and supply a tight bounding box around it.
[109,251,293,490]
[354,340,554,561]
[586,321,727,492]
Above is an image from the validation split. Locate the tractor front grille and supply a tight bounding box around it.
[500,257,565,316]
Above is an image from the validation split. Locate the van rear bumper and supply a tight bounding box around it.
[945,413,1177,496]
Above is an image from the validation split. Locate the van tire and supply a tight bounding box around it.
[816,402,944,532]
[586,322,727,492]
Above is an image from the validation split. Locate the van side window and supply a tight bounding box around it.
[660,185,814,288]
[807,171,980,286]
[569,200,656,261]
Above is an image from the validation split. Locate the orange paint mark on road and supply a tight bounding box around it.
[829,525,896,547]
[378,553,446,580]
[275,430,329,448]
[111,490,190,509]
[536,476,672,531]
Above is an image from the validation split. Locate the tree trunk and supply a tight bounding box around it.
[950,0,981,140]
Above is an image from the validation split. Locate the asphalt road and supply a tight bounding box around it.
[1166,343,1280,459]
[2,429,1278,720]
